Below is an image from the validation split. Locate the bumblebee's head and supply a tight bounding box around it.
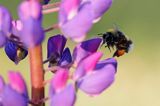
[125,40,133,53]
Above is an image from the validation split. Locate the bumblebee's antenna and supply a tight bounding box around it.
[113,23,121,32]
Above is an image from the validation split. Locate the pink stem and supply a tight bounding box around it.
[42,7,59,14]
[43,2,60,9]
[44,24,59,32]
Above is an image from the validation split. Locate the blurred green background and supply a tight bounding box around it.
[0,0,160,106]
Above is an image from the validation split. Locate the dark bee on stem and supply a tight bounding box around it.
[99,28,133,57]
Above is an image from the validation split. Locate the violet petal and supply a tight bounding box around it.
[0,76,5,91]
[18,1,44,47]
[12,20,23,38]
[0,85,28,106]
[47,35,67,67]
[59,0,81,25]
[77,58,117,95]
[47,34,67,59]
[73,37,102,66]
[95,58,117,72]
[0,32,7,47]
[58,47,72,67]
[0,5,12,37]
[60,2,94,42]
[19,18,44,47]
[4,40,28,64]
[50,84,76,106]
[88,0,112,22]
[8,71,28,98]
[73,52,103,81]
[41,0,51,4]
[50,69,69,93]
[0,6,12,47]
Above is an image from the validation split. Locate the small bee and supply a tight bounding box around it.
[99,28,133,57]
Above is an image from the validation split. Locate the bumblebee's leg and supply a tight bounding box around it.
[111,44,114,50]
[106,42,112,52]
[98,33,103,35]
[113,50,118,57]
[105,44,111,52]
[100,37,106,48]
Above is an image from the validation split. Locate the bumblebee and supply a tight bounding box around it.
[99,28,133,57]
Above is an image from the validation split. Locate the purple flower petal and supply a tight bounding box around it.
[59,0,81,24]
[96,58,117,72]
[59,0,112,41]
[0,32,7,47]
[60,2,94,42]
[87,0,112,22]
[41,0,51,5]
[12,20,22,37]
[73,37,102,66]
[49,69,76,106]
[19,1,42,20]
[73,52,103,81]
[77,58,117,95]
[4,40,28,64]
[0,85,28,106]
[58,47,72,67]
[50,84,76,106]
[0,6,12,36]
[0,6,12,47]
[18,1,44,47]
[47,34,67,59]
[0,72,28,106]
[20,17,44,47]
[50,69,69,93]
[0,76,5,91]
[8,71,28,98]
[47,34,67,67]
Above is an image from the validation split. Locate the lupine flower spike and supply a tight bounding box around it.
[0,0,133,106]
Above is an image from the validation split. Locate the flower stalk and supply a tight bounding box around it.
[42,7,59,14]
[43,2,61,9]
[29,45,45,106]
[44,24,59,32]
